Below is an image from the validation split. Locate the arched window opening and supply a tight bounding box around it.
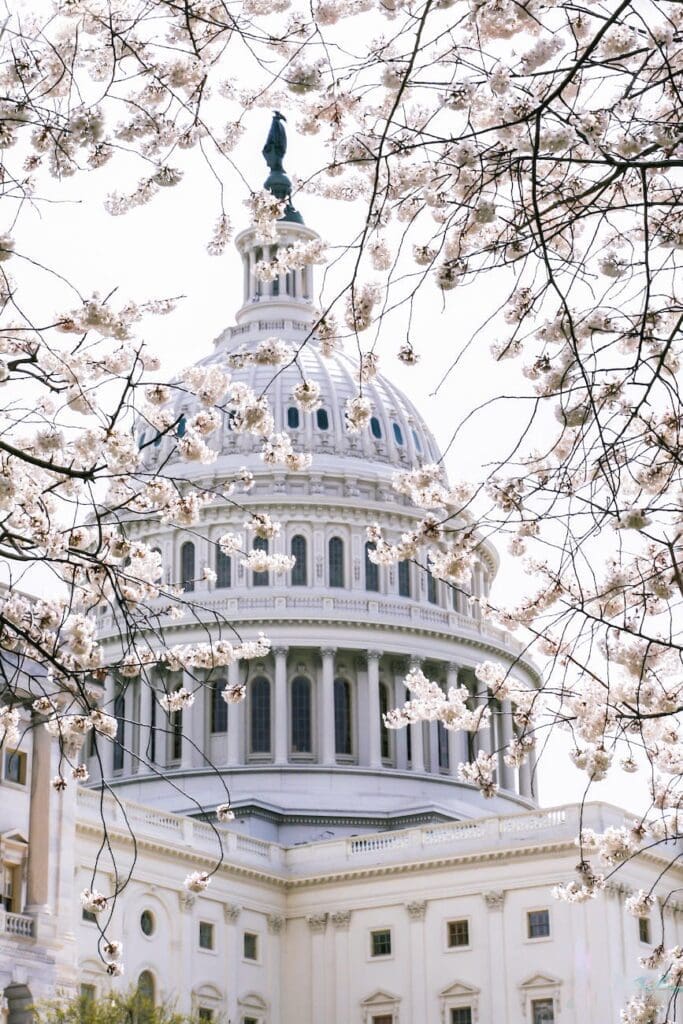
[291,535,307,586]
[405,685,412,763]
[329,537,344,588]
[138,432,146,449]
[370,416,382,439]
[170,684,183,761]
[334,678,352,756]
[291,676,312,754]
[254,247,263,296]
[181,541,195,593]
[177,414,187,438]
[427,573,438,605]
[250,677,271,754]
[392,422,404,445]
[365,541,379,592]
[113,691,125,772]
[398,560,411,598]
[149,692,156,764]
[216,548,231,589]
[211,678,228,734]
[412,428,422,452]
[153,432,162,447]
[287,406,300,429]
[252,536,269,587]
[438,720,450,770]
[316,408,329,430]
[379,683,391,761]
[137,970,156,1023]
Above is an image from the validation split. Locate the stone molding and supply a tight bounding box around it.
[306,912,328,933]
[330,910,351,930]
[405,899,427,920]
[223,902,241,923]
[267,913,285,934]
[483,890,505,910]
[178,892,195,911]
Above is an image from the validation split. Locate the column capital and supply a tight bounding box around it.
[483,890,505,910]
[321,647,337,657]
[367,649,383,662]
[447,662,460,674]
[330,910,351,930]
[178,891,195,912]
[223,902,241,923]
[272,645,289,657]
[306,912,328,933]
[267,913,285,934]
[405,899,427,920]
[408,656,423,670]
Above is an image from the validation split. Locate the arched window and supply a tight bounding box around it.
[138,432,146,449]
[365,541,379,592]
[334,679,352,756]
[438,720,449,770]
[211,678,227,734]
[287,406,300,429]
[177,414,187,438]
[291,535,307,586]
[137,970,155,1003]
[170,685,183,761]
[153,432,162,447]
[291,676,312,754]
[392,422,404,445]
[398,560,411,598]
[216,548,231,589]
[316,408,329,430]
[250,677,271,754]
[427,573,438,605]
[370,416,382,439]
[405,685,412,763]
[252,536,269,587]
[329,537,344,588]
[113,691,124,772]
[181,541,195,593]
[379,683,391,761]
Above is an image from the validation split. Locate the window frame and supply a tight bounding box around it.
[445,916,471,951]
[210,677,228,734]
[531,997,556,1024]
[215,548,231,589]
[328,536,345,588]
[334,677,354,759]
[450,1009,473,1024]
[291,534,307,587]
[398,559,411,598]
[180,540,195,593]
[198,919,216,953]
[526,908,551,942]
[252,536,269,587]
[249,676,272,758]
[365,541,380,592]
[369,927,393,960]
[140,908,156,938]
[638,916,651,944]
[242,930,260,963]
[290,675,314,758]
[2,748,27,787]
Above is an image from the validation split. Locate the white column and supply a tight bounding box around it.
[307,914,328,1022]
[473,669,493,758]
[447,663,468,776]
[227,660,243,767]
[393,668,408,770]
[408,659,425,773]
[138,672,153,768]
[331,912,351,1022]
[484,892,507,1023]
[189,672,206,769]
[519,744,532,797]
[267,914,285,1024]
[367,651,382,769]
[274,646,288,765]
[428,721,439,772]
[26,717,52,912]
[320,648,336,766]
[224,904,241,1023]
[498,699,514,790]
[180,671,194,770]
[526,745,538,799]
[406,902,428,1020]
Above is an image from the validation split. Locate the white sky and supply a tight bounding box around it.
[10,106,647,817]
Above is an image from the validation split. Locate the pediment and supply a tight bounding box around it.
[520,973,562,990]
[1,829,28,845]
[238,992,268,1012]
[361,989,401,1007]
[441,980,480,999]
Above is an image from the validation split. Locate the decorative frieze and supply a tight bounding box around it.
[483,890,505,910]
[306,912,328,933]
[405,899,427,920]
[330,910,351,930]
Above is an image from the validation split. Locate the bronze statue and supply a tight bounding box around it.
[262,111,287,174]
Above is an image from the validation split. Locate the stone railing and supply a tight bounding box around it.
[76,789,633,883]
[0,909,35,939]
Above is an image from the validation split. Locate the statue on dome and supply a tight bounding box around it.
[261,111,304,225]
[262,111,288,174]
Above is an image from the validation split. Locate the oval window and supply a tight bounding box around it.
[316,408,329,431]
[140,909,155,936]
[412,428,422,452]
[287,406,300,429]
[370,417,382,439]
[393,422,404,445]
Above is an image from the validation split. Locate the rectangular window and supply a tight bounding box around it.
[198,1010,213,1022]
[243,931,259,961]
[370,928,392,957]
[1,865,16,912]
[451,1010,473,1024]
[527,909,550,939]
[80,984,96,1002]
[372,1017,394,1024]
[82,907,97,924]
[639,917,651,944]
[531,998,555,1024]
[243,1018,258,1024]
[447,919,470,948]
[3,749,26,785]
[199,920,214,950]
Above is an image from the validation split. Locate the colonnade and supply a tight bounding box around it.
[99,648,536,800]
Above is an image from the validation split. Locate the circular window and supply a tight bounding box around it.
[140,909,155,936]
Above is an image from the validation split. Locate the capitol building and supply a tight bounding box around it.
[0,123,681,1024]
